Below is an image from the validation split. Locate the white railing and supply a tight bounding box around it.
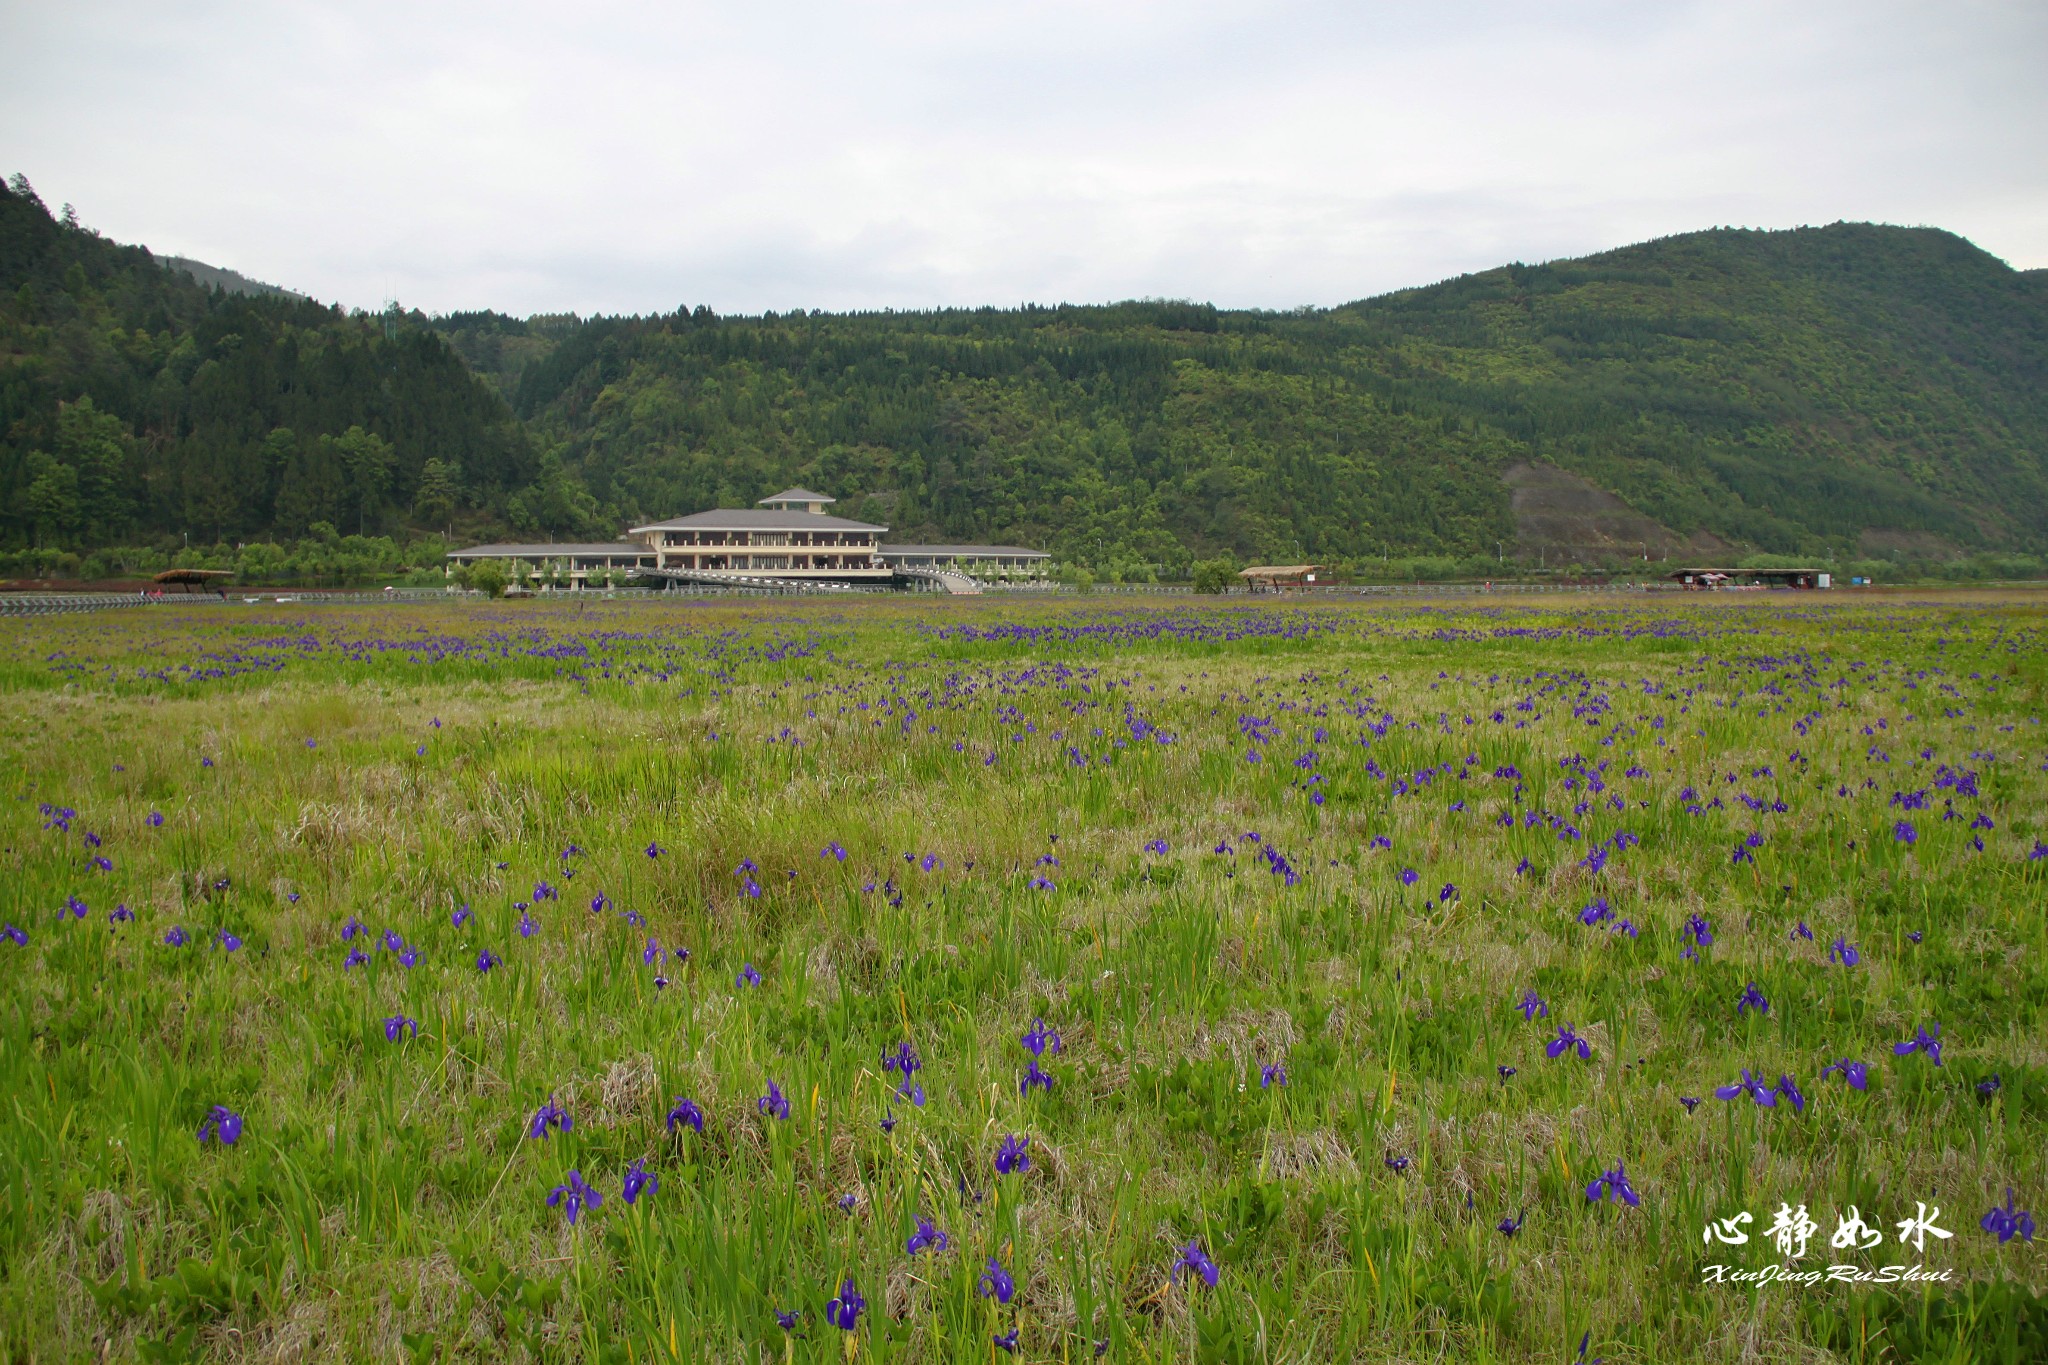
[0,593,152,616]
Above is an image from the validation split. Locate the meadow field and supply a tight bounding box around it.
[1,592,2043,1364]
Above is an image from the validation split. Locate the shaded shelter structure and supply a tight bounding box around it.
[1669,567,1831,589]
[153,568,235,593]
[1238,564,1323,593]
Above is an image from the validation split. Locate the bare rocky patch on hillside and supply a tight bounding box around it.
[1504,462,1732,565]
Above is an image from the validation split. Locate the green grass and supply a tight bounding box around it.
[1,592,2044,1362]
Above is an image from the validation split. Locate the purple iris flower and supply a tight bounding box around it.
[383,1015,417,1041]
[163,926,187,947]
[1736,982,1769,1016]
[737,963,762,988]
[994,1327,1020,1354]
[666,1096,705,1133]
[1399,867,1419,886]
[197,1105,243,1146]
[978,1257,1016,1304]
[381,930,404,952]
[109,904,133,923]
[1893,1022,1943,1065]
[883,1041,921,1077]
[1680,914,1713,959]
[906,1217,950,1256]
[529,1095,572,1138]
[589,892,609,915]
[1260,1062,1288,1089]
[1497,1065,1517,1080]
[775,1310,800,1332]
[1775,1074,1806,1112]
[1021,1018,1062,1057]
[1821,1059,1869,1090]
[1496,1211,1525,1238]
[1981,1190,2035,1244]
[645,841,664,859]
[1828,937,1860,966]
[475,948,500,972]
[1021,1059,1055,1095]
[1679,1096,1701,1112]
[1714,1069,1777,1106]
[1439,882,1458,903]
[643,938,662,965]
[547,1170,601,1224]
[64,896,88,920]
[340,916,365,941]
[343,946,369,969]
[518,910,539,939]
[1173,1241,1220,1287]
[147,810,164,827]
[1029,876,1056,891]
[1790,920,1813,942]
[1585,1162,1639,1206]
[1384,1154,1410,1174]
[1,924,25,946]
[826,1279,864,1331]
[995,1133,1031,1175]
[1546,1024,1592,1060]
[1893,820,1917,844]
[1144,839,1169,855]
[1517,990,1548,1022]
[759,1080,790,1120]
[621,1160,659,1206]
[452,904,472,927]
[216,930,241,952]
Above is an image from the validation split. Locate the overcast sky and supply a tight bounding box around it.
[5,1,2043,316]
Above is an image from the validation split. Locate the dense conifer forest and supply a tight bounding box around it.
[4,172,2045,582]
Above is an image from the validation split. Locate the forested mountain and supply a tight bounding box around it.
[160,256,304,301]
[0,175,533,566]
[442,223,2048,576]
[6,167,2046,580]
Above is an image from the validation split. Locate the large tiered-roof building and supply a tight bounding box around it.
[446,489,1049,593]
[626,490,893,582]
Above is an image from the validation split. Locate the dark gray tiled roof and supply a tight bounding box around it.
[879,544,1050,558]
[629,510,887,532]
[757,488,836,504]
[445,543,653,559]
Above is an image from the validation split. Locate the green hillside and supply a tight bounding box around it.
[6,167,2046,579]
[444,223,2048,575]
[0,175,533,571]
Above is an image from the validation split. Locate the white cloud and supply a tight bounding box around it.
[4,0,2042,314]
